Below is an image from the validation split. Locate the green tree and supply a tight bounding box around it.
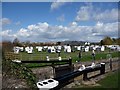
[56,41,61,45]
[13,38,21,46]
[116,38,120,45]
[101,36,113,45]
[100,40,104,45]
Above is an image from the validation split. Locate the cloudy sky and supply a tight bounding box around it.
[1,2,119,42]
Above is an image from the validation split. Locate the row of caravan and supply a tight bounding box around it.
[13,45,105,54]
[13,45,70,54]
[75,45,105,52]
[13,45,119,54]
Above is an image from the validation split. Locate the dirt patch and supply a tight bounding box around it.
[2,75,28,88]
[31,66,54,81]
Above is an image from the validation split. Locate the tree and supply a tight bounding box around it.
[100,40,104,45]
[116,38,120,45]
[13,38,20,46]
[100,36,113,45]
[25,40,31,46]
[56,42,61,45]
[2,41,13,51]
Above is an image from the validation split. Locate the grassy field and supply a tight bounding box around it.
[5,48,119,68]
[21,49,119,68]
[18,49,119,62]
[19,49,118,62]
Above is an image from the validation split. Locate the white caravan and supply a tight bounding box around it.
[13,47,20,54]
[85,46,89,52]
[101,46,105,51]
[25,46,33,54]
[36,46,43,52]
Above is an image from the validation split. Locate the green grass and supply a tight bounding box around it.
[11,48,119,68]
[19,49,119,61]
[97,70,119,88]
[73,70,119,88]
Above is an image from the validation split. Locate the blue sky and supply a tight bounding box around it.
[1,2,119,42]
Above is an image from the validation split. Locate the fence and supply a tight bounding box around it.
[36,63,105,89]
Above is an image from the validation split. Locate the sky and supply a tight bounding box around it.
[1,1,119,42]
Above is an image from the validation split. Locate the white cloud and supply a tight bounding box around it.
[75,3,118,22]
[75,3,93,21]
[57,14,65,22]
[17,28,31,37]
[70,21,78,26]
[0,30,16,41]
[1,21,118,42]
[51,0,66,10]
[15,21,21,25]
[93,9,118,22]
[92,21,118,38]
[0,30,12,36]
[1,18,11,25]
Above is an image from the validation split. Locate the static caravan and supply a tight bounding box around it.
[77,46,81,51]
[20,47,24,51]
[56,46,62,53]
[13,47,20,54]
[64,45,71,53]
[67,46,71,52]
[101,46,105,51]
[51,46,56,53]
[25,47,29,52]
[48,46,56,53]
[27,49,33,54]
[36,46,43,52]
[25,46,33,54]
[117,46,120,51]
[57,45,62,50]
[64,45,67,52]
[85,46,89,52]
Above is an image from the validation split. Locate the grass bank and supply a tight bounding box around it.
[97,70,119,88]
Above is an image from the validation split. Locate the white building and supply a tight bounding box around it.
[117,46,120,51]
[67,46,71,52]
[36,46,43,52]
[25,46,29,52]
[51,46,56,53]
[57,45,62,50]
[48,46,56,53]
[13,47,20,54]
[85,42,90,45]
[64,45,71,53]
[25,46,33,54]
[85,46,89,52]
[18,47,23,52]
[101,46,105,51]
[77,46,81,51]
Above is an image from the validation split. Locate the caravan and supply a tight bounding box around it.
[36,46,43,52]
[13,47,20,54]
[25,46,33,54]
[84,46,89,52]
[48,46,56,53]
[64,45,71,53]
